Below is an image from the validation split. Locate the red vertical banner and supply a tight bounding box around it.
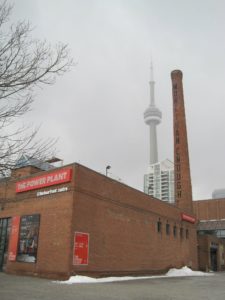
[8,216,20,261]
[73,232,89,265]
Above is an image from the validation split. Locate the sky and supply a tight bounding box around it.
[10,0,225,200]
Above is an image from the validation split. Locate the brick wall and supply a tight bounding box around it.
[71,164,198,277]
[198,235,225,271]
[0,163,198,279]
[0,164,75,279]
[171,70,193,214]
[193,199,225,220]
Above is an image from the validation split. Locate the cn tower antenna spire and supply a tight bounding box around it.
[150,59,154,82]
[144,62,162,165]
[149,60,155,106]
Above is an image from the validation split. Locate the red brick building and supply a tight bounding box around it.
[0,162,198,279]
[171,69,225,272]
[193,199,225,271]
[194,198,225,221]
[2,69,223,279]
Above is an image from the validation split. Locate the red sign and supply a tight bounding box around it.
[16,168,72,193]
[73,232,89,265]
[181,213,196,224]
[8,216,20,261]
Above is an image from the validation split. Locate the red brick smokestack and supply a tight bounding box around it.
[171,70,193,214]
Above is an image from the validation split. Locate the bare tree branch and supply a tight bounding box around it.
[0,0,73,176]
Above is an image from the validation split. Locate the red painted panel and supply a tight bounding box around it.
[181,213,196,224]
[16,168,72,193]
[8,216,20,261]
[73,232,89,265]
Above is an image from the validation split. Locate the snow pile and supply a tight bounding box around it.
[56,266,213,284]
[62,275,151,284]
[165,266,212,277]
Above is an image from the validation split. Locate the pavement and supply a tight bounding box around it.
[0,272,225,300]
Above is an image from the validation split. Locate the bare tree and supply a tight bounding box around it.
[0,1,73,175]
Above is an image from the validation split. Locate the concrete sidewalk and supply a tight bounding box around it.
[0,272,225,300]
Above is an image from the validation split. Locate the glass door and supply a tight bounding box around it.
[0,218,11,271]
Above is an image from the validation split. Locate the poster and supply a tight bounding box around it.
[17,214,40,263]
[73,232,89,265]
[8,216,20,261]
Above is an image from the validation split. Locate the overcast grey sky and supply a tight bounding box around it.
[11,0,225,200]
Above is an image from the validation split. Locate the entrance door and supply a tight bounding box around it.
[0,218,11,271]
[210,248,218,271]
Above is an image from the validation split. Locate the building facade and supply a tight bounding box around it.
[197,234,225,272]
[1,68,224,279]
[212,189,225,199]
[194,199,225,239]
[193,186,225,271]
[0,162,198,279]
[144,159,174,203]
[171,69,225,272]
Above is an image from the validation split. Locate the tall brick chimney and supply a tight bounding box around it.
[171,70,193,214]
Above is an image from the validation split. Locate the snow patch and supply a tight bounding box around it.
[55,266,213,284]
[165,266,212,277]
[60,275,151,284]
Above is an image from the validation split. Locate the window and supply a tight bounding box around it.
[0,218,11,270]
[166,223,170,235]
[186,229,189,239]
[157,219,162,233]
[17,214,40,263]
[173,225,177,237]
[180,227,183,239]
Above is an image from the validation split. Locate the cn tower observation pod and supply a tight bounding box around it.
[144,105,162,125]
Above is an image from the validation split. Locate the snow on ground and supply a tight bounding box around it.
[165,266,212,277]
[56,266,213,284]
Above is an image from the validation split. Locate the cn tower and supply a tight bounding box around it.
[144,63,162,164]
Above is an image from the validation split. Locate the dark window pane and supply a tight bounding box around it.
[180,227,183,239]
[17,214,40,263]
[186,229,189,239]
[166,223,170,235]
[157,220,162,233]
[173,226,177,237]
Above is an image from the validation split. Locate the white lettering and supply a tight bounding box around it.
[57,187,68,192]
[46,171,67,184]
[16,168,71,192]
[37,186,68,197]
